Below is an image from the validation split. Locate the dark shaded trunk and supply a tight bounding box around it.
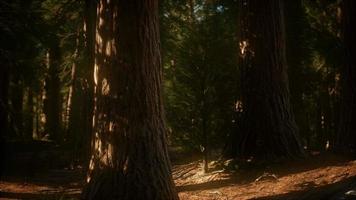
[202,114,208,173]
[44,41,62,143]
[82,0,178,199]
[235,0,304,160]
[201,74,208,173]
[34,94,40,139]
[315,97,325,150]
[336,0,356,153]
[0,63,9,136]
[25,88,34,140]
[10,72,24,138]
[0,61,9,179]
[284,0,310,143]
[80,0,96,162]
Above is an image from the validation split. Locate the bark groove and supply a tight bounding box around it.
[82,0,178,199]
[236,0,304,160]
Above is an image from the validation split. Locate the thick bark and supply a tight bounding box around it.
[336,0,356,153]
[82,0,178,199]
[236,0,304,160]
[44,42,62,142]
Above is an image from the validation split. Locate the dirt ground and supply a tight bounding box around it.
[1,153,356,200]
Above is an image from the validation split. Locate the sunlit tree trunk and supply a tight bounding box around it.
[67,25,92,161]
[336,0,356,153]
[82,0,178,199]
[65,60,77,133]
[66,29,80,142]
[44,41,62,142]
[236,0,304,159]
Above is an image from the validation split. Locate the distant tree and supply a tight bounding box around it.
[161,0,238,171]
[0,57,9,179]
[285,0,312,147]
[10,69,24,138]
[82,0,178,199]
[0,61,9,136]
[302,0,343,151]
[336,0,356,153]
[44,39,62,142]
[234,0,305,159]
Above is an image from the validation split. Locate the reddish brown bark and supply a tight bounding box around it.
[336,0,356,153]
[235,0,304,159]
[82,0,178,199]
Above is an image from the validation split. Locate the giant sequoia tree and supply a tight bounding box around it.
[83,0,178,199]
[235,0,305,159]
[336,0,356,153]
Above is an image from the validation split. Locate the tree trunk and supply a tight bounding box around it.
[284,0,310,144]
[0,61,9,179]
[0,63,9,136]
[34,94,40,139]
[236,0,304,160]
[202,114,208,173]
[66,29,80,143]
[65,60,77,133]
[336,0,356,153]
[25,88,34,140]
[82,0,178,199]
[81,0,96,163]
[10,72,24,138]
[44,42,62,143]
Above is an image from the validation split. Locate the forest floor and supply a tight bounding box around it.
[1,151,356,200]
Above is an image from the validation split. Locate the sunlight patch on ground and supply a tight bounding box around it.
[176,158,356,200]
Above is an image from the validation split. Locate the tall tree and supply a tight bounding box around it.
[285,0,312,147]
[236,0,304,159]
[24,88,34,140]
[336,0,356,153]
[80,0,96,161]
[82,0,178,199]
[10,70,24,138]
[44,39,62,142]
[0,59,9,179]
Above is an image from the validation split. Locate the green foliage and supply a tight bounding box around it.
[1,0,346,153]
[161,1,239,151]
[285,0,341,149]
